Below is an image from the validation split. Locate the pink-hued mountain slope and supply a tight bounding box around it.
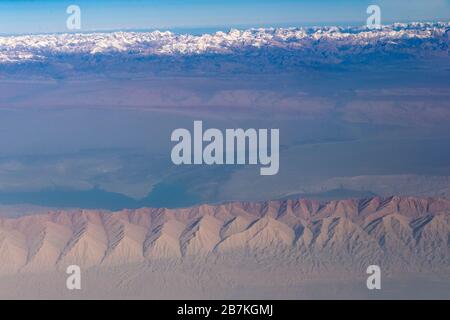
[0,196,449,299]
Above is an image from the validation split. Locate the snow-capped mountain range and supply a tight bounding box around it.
[0,22,448,65]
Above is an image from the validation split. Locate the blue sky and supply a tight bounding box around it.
[0,0,449,34]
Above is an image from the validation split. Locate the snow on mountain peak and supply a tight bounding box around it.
[0,22,448,64]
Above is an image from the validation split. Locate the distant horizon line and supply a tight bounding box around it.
[1,19,448,37]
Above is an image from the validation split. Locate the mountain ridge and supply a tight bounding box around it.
[0,195,449,275]
[0,22,448,79]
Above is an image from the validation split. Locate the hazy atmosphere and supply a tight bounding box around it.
[0,21,449,210]
[0,0,449,301]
